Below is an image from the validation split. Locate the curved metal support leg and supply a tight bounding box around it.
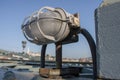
[40,43,62,69]
[41,44,47,68]
[80,28,97,79]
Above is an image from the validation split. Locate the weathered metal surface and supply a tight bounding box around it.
[41,45,47,68]
[55,42,62,69]
[39,67,82,79]
[81,29,97,79]
[39,68,49,78]
[95,0,120,79]
[22,6,80,45]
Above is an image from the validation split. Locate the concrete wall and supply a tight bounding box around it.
[95,0,120,79]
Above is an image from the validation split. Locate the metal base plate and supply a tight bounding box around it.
[39,67,82,79]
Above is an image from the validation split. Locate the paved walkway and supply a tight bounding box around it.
[0,63,93,80]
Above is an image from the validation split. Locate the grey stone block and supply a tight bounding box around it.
[95,0,120,79]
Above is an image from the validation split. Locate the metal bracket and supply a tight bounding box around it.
[40,28,97,79]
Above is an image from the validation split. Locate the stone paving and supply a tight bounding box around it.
[0,62,93,80]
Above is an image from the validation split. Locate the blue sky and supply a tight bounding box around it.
[0,0,102,58]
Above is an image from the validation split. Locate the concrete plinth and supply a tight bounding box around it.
[95,0,120,79]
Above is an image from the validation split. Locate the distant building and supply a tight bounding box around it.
[62,58,79,62]
[79,57,92,62]
[0,56,11,60]
[45,54,55,61]
[26,47,40,57]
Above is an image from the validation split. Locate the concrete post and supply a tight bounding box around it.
[95,0,120,79]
